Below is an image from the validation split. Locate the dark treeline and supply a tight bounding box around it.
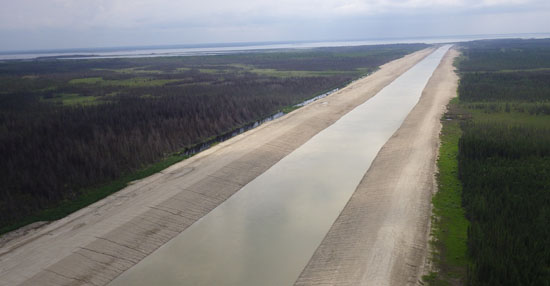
[0,75,346,228]
[0,44,428,75]
[459,123,550,286]
[462,101,550,116]
[457,39,550,285]
[459,71,550,102]
[0,44,426,231]
[459,38,550,72]
[222,44,427,71]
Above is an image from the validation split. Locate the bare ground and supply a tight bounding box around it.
[294,48,459,286]
[0,48,434,286]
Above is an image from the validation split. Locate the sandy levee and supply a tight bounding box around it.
[0,48,433,286]
[295,47,460,286]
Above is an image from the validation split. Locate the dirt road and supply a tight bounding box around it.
[295,48,459,285]
[0,48,434,286]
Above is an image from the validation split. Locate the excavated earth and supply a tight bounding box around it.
[295,48,459,286]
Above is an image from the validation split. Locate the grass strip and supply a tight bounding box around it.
[423,99,469,285]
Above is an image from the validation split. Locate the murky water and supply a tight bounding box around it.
[109,45,451,286]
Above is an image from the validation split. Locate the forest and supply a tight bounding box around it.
[455,39,550,285]
[0,43,427,233]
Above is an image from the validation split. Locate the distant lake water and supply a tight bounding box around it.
[1,33,549,61]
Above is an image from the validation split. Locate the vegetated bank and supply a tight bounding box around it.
[425,97,469,285]
[0,44,427,234]
[430,38,550,285]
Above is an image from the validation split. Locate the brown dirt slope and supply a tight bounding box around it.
[294,48,459,286]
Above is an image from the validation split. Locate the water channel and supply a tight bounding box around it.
[110,45,451,286]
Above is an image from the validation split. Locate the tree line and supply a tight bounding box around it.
[459,122,550,286]
[0,75,346,227]
[0,44,426,231]
[456,38,550,285]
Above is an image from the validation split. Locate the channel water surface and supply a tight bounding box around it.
[110,45,451,286]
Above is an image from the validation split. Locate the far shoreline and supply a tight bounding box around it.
[2,32,548,61]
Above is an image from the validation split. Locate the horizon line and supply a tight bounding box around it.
[2,32,550,55]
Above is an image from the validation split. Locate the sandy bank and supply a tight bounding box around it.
[0,48,434,286]
[294,48,459,286]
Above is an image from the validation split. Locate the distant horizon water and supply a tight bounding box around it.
[1,33,549,61]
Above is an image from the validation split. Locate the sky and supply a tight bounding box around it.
[1,0,549,51]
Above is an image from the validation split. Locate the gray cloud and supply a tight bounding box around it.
[0,0,549,51]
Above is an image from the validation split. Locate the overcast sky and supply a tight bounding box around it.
[1,0,549,51]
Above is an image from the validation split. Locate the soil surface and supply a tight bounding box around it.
[0,48,434,286]
[295,48,459,286]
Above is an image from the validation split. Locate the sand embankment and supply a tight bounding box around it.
[295,48,459,285]
[0,48,434,286]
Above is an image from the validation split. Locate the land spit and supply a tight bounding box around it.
[0,47,437,286]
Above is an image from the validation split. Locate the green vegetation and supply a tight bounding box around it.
[0,154,186,234]
[246,67,361,78]
[428,38,550,285]
[459,117,550,286]
[93,67,165,74]
[458,70,550,103]
[467,109,550,127]
[458,39,550,72]
[0,43,427,234]
[0,44,422,108]
[441,38,550,285]
[425,98,469,285]
[41,93,99,105]
[69,76,181,87]
[68,76,103,84]
[281,105,301,114]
